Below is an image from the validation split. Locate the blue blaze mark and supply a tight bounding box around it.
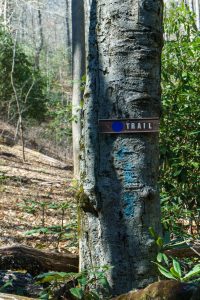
[115,147,128,161]
[124,171,136,184]
[124,163,132,171]
[123,192,135,218]
[124,163,136,186]
[112,121,124,132]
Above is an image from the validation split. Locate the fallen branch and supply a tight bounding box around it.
[0,245,78,275]
[0,294,36,300]
[164,246,200,258]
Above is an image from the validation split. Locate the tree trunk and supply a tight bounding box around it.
[193,0,200,29]
[35,1,43,70]
[80,0,163,296]
[3,0,8,26]
[72,0,86,178]
[66,0,72,53]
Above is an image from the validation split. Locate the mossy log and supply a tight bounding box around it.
[112,280,200,300]
[0,245,78,275]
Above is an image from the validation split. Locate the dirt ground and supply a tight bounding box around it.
[0,143,78,254]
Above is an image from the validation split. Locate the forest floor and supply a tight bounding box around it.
[0,142,78,255]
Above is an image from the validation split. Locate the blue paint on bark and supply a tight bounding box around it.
[115,147,128,161]
[123,192,135,218]
[123,162,136,187]
[124,171,136,185]
[115,149,136,217]
[124,162,132,171]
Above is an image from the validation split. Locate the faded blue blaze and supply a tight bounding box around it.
[124,162,132,171]
[124,163,136,187]
[115,148,136,218]
[115,147,128,161]
[124,171,136,186]
[123,192,135,218]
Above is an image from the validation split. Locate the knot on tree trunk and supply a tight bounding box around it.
[141,186,157,201]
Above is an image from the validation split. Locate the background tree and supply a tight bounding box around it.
[72,0,86,178]
[164,0,200,29]
[0,0,73,160]
[0,25,47,123]
[79,0,163,295]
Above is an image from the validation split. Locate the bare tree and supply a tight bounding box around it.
[11,31,35,161]
[35,0,44,69]
[72,0,85,178]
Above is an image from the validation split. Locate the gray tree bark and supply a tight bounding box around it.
[72,0,86,178]
[65,0,71,52]
[80,0,163,296]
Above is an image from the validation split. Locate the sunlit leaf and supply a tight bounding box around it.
[70,287,84,299]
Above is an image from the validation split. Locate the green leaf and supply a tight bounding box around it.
[191,162,199,168]
[149,227,157,239]
[156,237,164,248]
[173,169,182,177]
[182,264,200,281]
[158,266,177,280]
[99,276,110,290]
[78,276,87,287]
[88,291,100,300]
[163,254,169,266]
[157,253,163,263]
[153,262,177,280]
[0,280,13,292]
[170,266,180,279]
[70,287,84,299]
[39,291,49,300]
[173,259,182,277]
[36,271,79,283]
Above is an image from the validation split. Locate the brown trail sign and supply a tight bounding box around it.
[99,118,160,134]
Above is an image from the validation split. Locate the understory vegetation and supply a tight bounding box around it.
[160,2,199,240]
[0,24,72,160]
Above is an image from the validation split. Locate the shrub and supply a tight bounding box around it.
[160,2,200,237]
[0,25,47,123]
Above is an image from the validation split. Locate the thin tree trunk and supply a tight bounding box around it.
[65,0,72,78]
[72,0,86,178]
[35,2,43,70]
[195,0,200,29]
[66,0,71,53]
[3,0,7,26]
[80,0,163,296]
[10,33,26,162]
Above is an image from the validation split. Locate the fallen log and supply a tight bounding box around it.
[0,294,36,300]
[112,280,200,300]
[164,242,200,258]
[164,248,199,258]
[0,245,78,275]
